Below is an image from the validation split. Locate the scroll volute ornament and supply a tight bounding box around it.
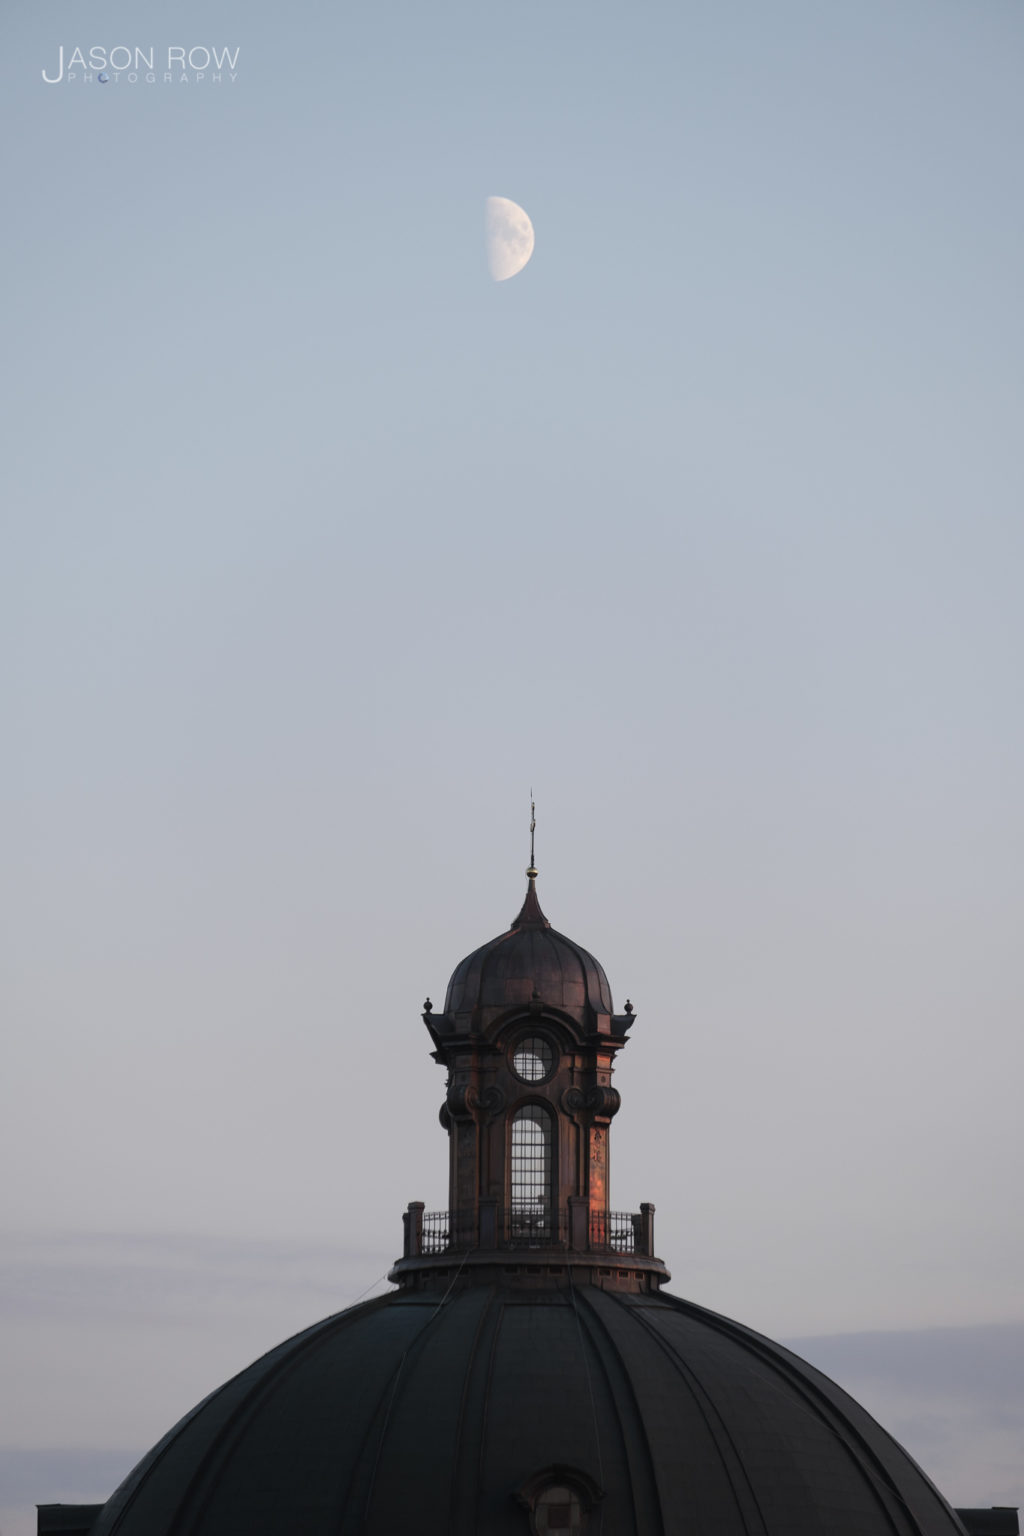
[561,1084,621,1123]
[445,1078,506,1123]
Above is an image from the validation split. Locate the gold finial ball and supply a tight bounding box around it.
[526,865,538,879]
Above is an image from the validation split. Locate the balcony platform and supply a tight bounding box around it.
[390,1202,671,1292]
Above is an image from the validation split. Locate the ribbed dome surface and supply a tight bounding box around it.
[443,879,614,1021]
[92,1283,967,1536]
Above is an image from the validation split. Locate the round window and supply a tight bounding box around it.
[512,1036,555,1083]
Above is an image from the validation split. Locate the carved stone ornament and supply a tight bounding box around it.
[475,1084,507,1119]
[560,1085,621,1122]
[587,1085,621,1120]
[445,1081,506,1122]
[561,1087,586,1117]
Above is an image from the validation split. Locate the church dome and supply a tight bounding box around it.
[442,875,614,1027]
[70,865,976,1536]
[92,1282,967,1536]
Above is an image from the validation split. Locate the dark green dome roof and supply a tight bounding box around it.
[91,1281,967,1536]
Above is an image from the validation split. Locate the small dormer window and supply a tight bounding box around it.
[512,1035,555,1083]
[534,1485,581,1530]
[515,1466,601,1534]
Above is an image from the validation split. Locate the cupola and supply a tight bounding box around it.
[390,863,666,1292]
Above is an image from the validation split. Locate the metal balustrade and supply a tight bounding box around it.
[589,1210,641,1253]
[405,1203,654,1259]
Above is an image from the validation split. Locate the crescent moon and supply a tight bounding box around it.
[485,196,535,282]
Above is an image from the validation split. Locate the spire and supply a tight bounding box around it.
[513,790,549,928]
[527,790,537,879]
[512,873,549,929]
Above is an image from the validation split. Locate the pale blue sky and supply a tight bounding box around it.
[3,2,1023,1532]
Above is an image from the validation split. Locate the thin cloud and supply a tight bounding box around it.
[0,1230,394,1323]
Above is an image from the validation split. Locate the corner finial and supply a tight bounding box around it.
[526,789,538,879]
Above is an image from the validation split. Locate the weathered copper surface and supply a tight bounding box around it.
[88,1284,973,1536]
[422,877,639,1280]
[442,877,615,1023]
[60,873,988,1536]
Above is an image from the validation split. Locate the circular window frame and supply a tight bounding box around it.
[510,1033,557,1085]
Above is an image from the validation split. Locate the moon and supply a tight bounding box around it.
[485,196,535,282]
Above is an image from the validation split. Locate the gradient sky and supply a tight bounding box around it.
[3,2,1023,1533]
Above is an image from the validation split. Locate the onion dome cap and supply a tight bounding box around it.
[442,875,614,1026]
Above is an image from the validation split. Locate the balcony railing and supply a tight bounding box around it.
[589,1210,642,1253]
[403,1201,655,1260]
[422,1207,568,1253]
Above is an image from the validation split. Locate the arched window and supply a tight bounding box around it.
[509,1105,551,1242]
